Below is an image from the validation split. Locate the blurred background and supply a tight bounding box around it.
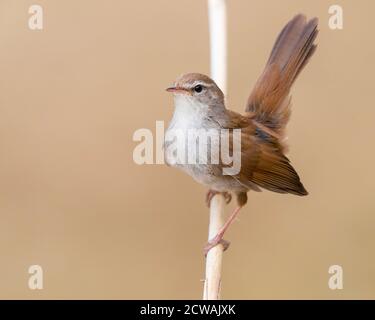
[0,0,374,299]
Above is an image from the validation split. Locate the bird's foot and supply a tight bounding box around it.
[203,206,243,256]
[204,237,230,256]
[206,190,232,207]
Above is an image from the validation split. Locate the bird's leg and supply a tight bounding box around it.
[206,190,232,207]
[204,205,243,256]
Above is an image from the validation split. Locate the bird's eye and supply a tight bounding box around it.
[193,85,203,93]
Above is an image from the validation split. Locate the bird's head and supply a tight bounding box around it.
[166,73,224,107]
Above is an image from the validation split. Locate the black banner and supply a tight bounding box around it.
[0,300,370,318]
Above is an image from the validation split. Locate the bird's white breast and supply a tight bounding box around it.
[167,95,209,130]
[165,95,220,167]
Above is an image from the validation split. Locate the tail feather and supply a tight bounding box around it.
[244,14,317,196]
[246,14,318,136]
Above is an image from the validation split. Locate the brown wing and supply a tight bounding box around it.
[236,127,307,196]
[244,138,307,196]
[219,110,307,196]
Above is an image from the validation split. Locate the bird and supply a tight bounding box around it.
[164,14,318,254]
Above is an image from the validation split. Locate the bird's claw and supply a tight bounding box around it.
[204,238,230,256]
[206,190,232,207]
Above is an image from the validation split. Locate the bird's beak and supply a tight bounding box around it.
[166,86,191,95]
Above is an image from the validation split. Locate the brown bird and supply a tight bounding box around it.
[165,14,318,254]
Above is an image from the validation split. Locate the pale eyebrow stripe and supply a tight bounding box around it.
[191,81,213,87]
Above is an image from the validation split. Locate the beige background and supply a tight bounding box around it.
[0,0,374,299]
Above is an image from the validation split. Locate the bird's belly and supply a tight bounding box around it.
[177,163,248,193]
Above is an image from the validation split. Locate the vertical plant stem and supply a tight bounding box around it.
[203,0,227,300]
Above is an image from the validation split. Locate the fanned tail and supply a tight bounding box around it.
[244,14,318,196]
[246,14,318,137]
